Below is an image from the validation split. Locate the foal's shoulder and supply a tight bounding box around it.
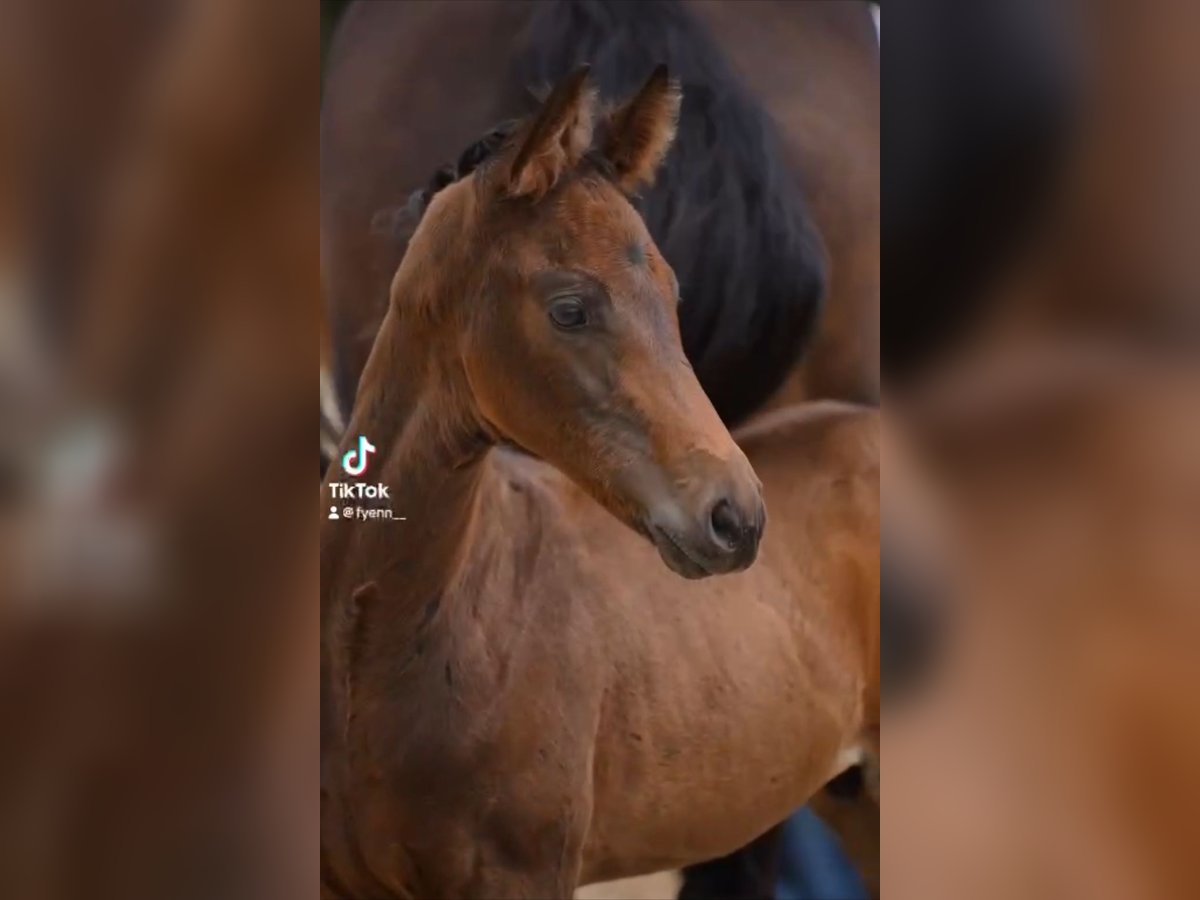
[484,446,584,517]
[487,446,568,490]
[482,447,638,544]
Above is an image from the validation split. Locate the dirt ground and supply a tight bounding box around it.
[576,871,680,900]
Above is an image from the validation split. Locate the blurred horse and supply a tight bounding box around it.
[885,350,1200,900]
[1,1,316,898]
[882,0,1200,703]
[883,3,1200,898]
[320,68,879,899]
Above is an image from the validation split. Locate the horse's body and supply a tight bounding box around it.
[320,66,878,898]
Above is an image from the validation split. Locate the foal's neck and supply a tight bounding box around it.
[347,303,491,597]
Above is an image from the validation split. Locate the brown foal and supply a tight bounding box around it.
[320,68,878,899]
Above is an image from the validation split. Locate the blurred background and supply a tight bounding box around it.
[884,2,1200,899]
[1,1,315,898]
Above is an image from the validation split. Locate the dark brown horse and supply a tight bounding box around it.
[320,68,878,898]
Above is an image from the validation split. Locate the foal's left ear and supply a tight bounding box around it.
[505,65,597,200]
[602,65,682,193]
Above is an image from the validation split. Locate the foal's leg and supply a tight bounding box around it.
[459,831,585,900]
[463,864,580,900]
[455,802,589,900]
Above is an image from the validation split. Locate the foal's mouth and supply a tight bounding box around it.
[647,522,717,580]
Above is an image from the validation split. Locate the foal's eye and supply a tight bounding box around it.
[548,297,588,330]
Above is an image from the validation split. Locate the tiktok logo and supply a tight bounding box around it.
[341,435,377,476]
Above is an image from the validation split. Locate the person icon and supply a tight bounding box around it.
[328,506,340,520]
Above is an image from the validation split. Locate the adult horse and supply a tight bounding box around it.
[320,68,879,898]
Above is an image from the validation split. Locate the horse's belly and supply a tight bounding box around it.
[578,598,856,882]
[579,741,836,885]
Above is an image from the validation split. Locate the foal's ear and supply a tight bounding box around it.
[602,64,682,193]
[505,65,597,200]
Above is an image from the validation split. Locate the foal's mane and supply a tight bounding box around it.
[407,122,517,218]
[408,0,825,426]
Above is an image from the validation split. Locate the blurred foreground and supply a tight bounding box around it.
[884,2,1200,898]
[1,1,316,898]
[886,350,1200,900]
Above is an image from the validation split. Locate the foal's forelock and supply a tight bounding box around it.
[409,63,679,231]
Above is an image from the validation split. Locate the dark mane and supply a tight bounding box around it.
[410,0,823,426]
[408,121,518,215]
[513,0,824,426]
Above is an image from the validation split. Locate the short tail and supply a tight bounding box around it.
[320,364,346,476]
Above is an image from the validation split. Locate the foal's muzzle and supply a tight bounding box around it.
[646,481,765,579]
[707,496,763,563]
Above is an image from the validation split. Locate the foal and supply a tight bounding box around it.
[321,67,878,899]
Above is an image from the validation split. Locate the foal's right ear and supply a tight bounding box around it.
[504,65,596,201]
[602,64,682,193]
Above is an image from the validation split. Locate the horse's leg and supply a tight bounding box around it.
[455,798,589,900]
[461,865,579,900]
[458,833,584,900]
[677,823,787,900]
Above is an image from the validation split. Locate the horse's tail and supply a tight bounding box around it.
[320,363,346,476]
[513,0,825,426]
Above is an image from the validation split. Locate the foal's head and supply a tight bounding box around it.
[396,66,764,577]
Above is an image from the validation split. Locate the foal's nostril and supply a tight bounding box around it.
[708,499,744,553]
